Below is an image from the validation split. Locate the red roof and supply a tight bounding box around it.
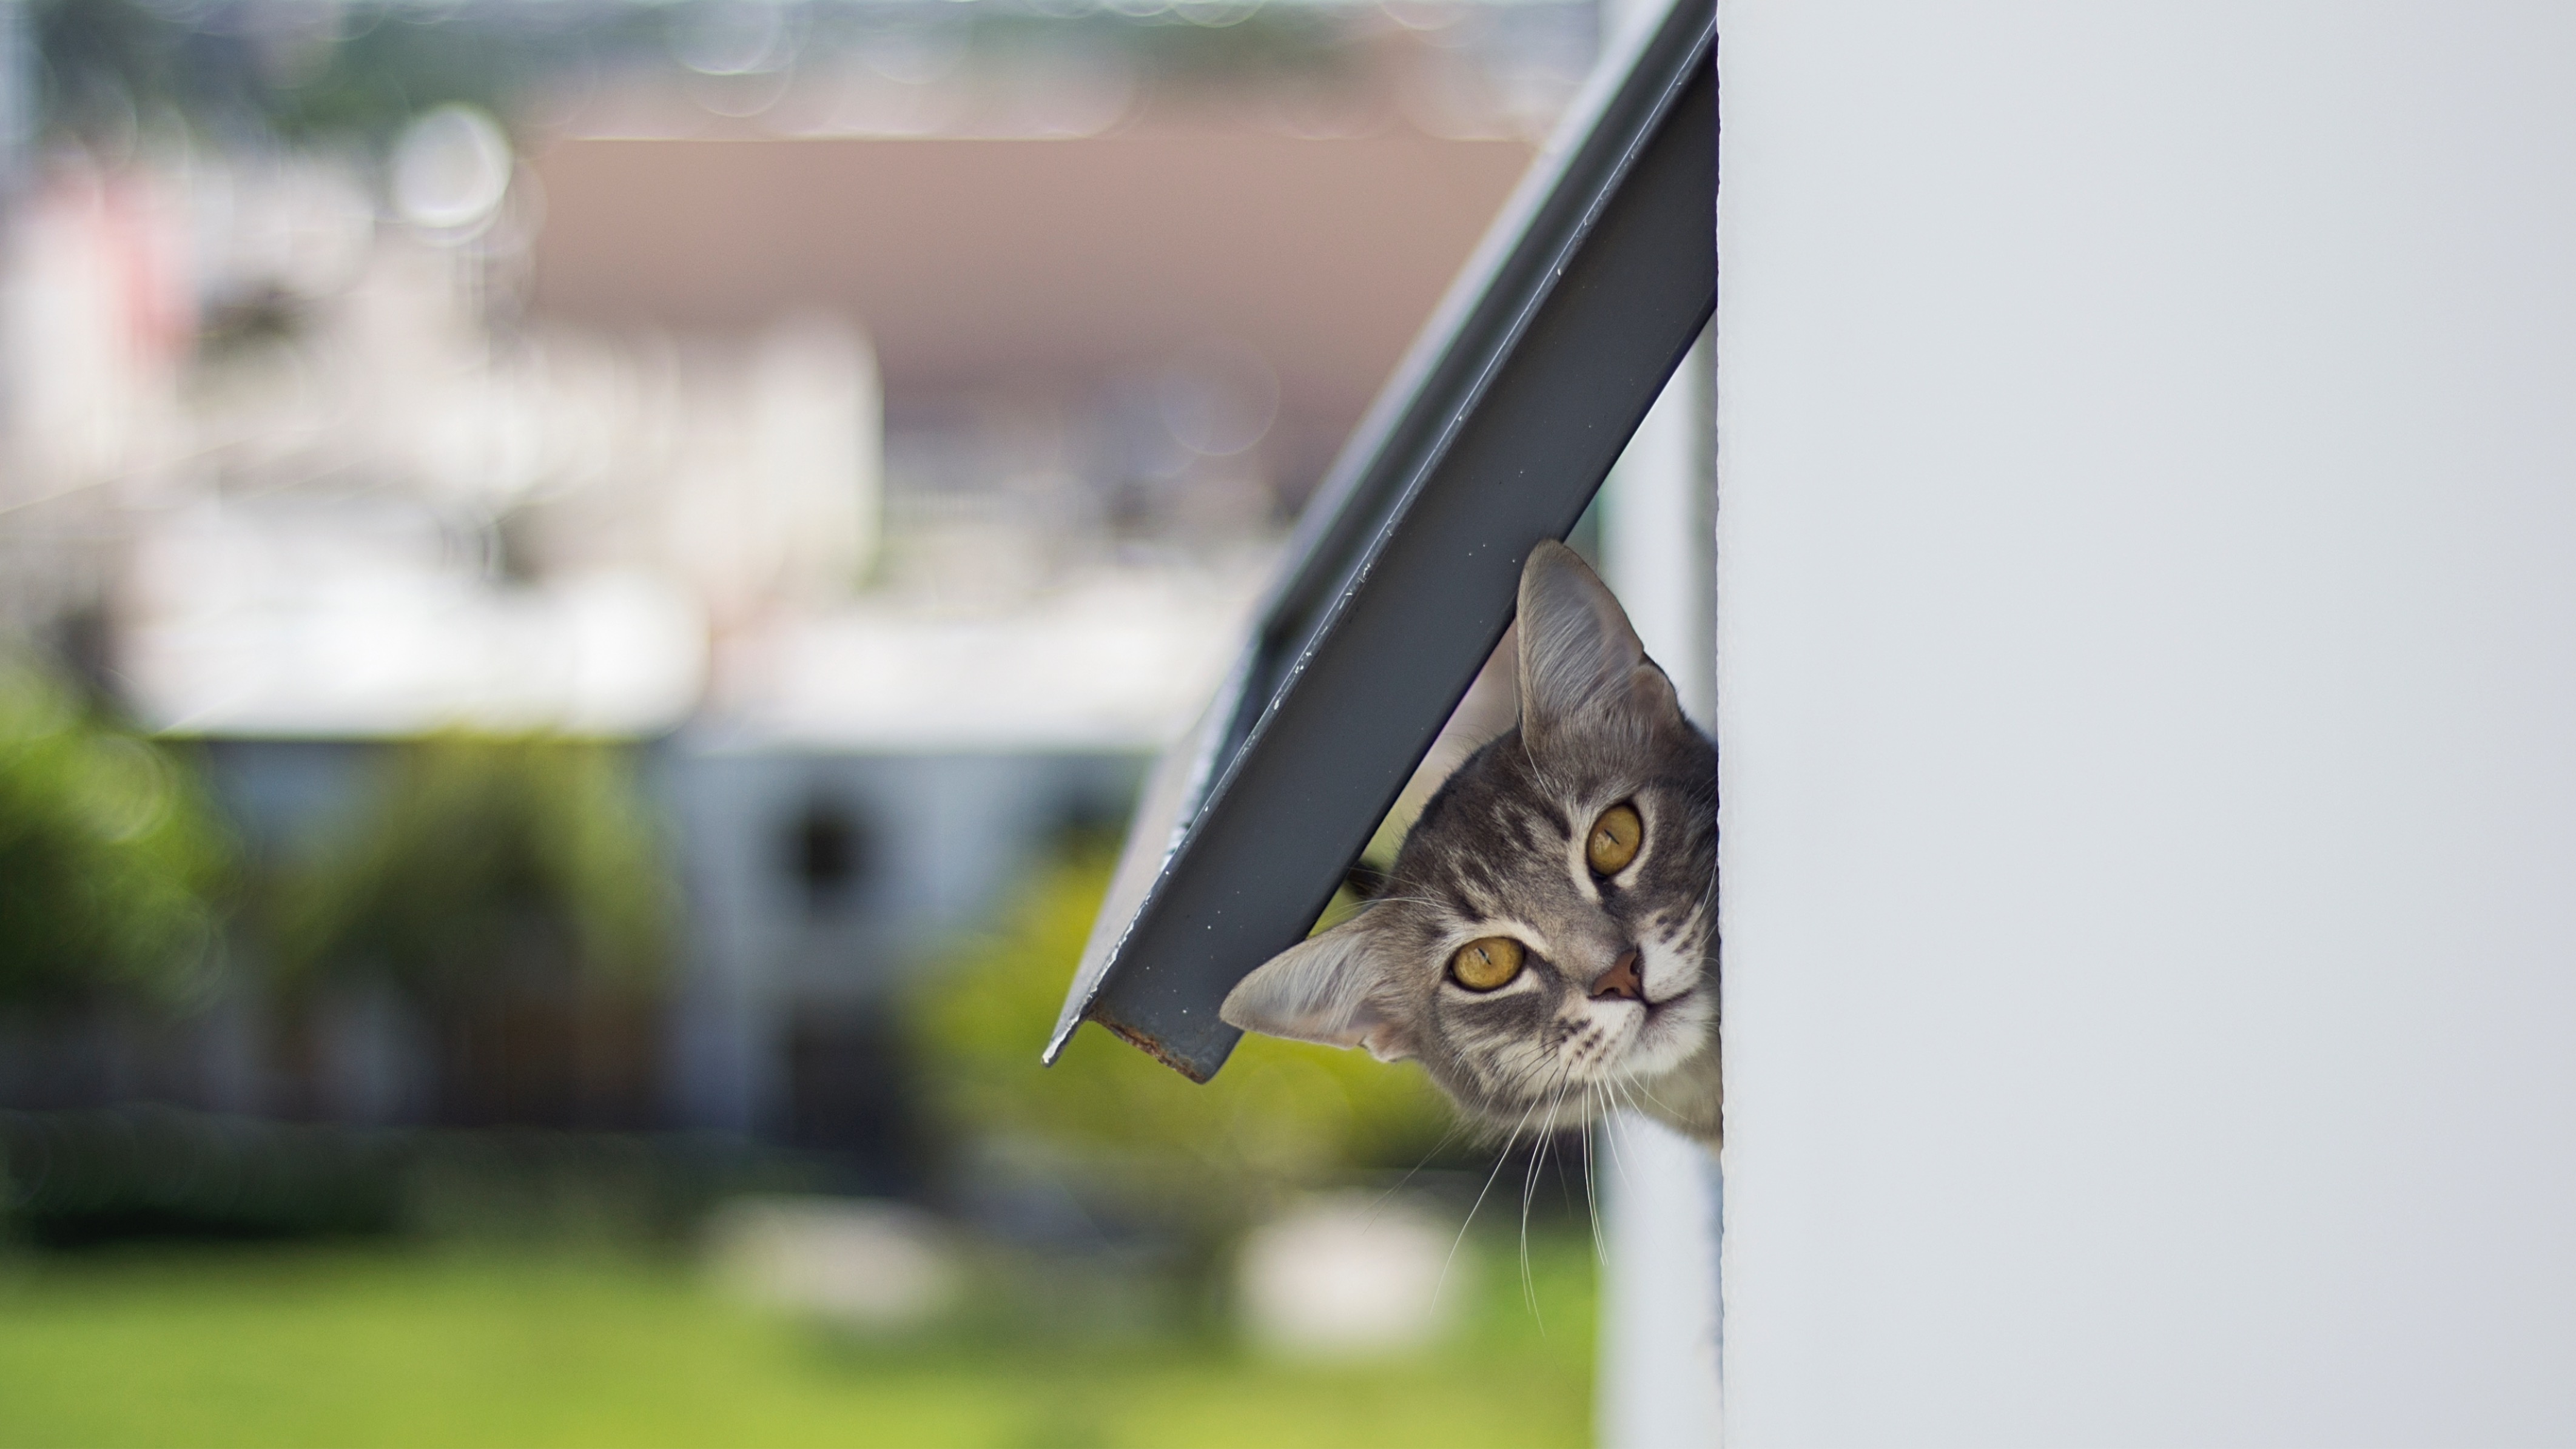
[527,130,1533,477]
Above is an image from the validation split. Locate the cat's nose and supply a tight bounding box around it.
[1591,949,1644,1002]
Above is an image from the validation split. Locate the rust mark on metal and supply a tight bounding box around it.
[1102,1018,1217,1084]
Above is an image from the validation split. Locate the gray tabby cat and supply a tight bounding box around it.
[1220,540,1721,1145]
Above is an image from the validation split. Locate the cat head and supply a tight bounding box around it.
[1219,541,1718,1138]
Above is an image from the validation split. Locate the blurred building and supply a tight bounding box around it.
[0,0,1582,1153]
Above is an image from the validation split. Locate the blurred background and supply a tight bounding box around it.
[0,1,1619,1443]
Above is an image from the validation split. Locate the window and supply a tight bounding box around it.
[786,795,874,916]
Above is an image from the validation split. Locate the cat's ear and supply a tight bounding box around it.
[1515,539,1683,752]
[1220,916,1416,1062]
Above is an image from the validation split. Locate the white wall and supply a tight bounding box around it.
[1599,332,1724,1449]
[1716,4,2576,1444]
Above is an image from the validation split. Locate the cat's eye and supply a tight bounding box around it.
[1587,804,1644,875]
[1449,936,1526,992]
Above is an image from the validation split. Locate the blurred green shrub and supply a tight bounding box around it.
[909,850,1453,1195]
[271,735,671,1000]
[0,1106,819,1249]
[0,657,232,1007]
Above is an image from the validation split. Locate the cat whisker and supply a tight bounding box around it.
[1351,892,1448,910]
[1520,1138,1544,1319]
[1579,1089,1612,1266]
[1606,1070,1648,1121]
[1367,1116,1472,1232]
[1403,1119,1471,1180]
[1599,1089,1640,1194]
[1447,1127,1520,1309]
[1441,1078,1559,1311]
[1625,1075,1687,1120]
[1519,1059,1582,1323]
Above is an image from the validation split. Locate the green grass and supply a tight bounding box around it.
[0,1235,1595,1449]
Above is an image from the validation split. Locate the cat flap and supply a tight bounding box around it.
[1044,0,1717,1083]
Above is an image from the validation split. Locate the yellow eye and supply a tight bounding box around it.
[1449,936,1526,992]
[1587,804,1643,875]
